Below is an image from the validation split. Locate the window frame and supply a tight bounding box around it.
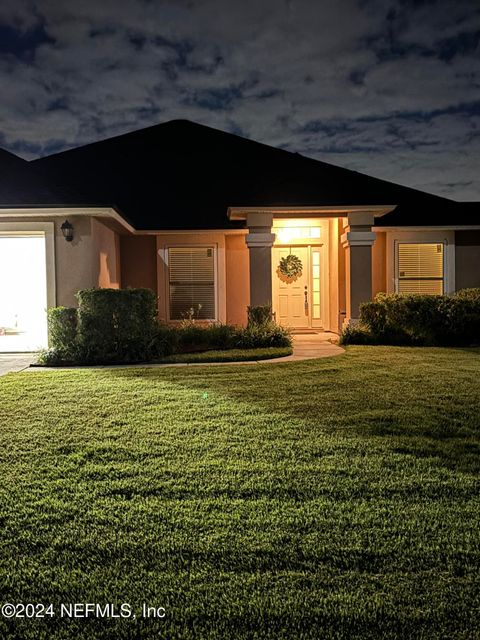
[385,230,455,295]
[165,244,218,322]
[395,241,446,295]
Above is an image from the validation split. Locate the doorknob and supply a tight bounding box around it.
[304,285,308,313]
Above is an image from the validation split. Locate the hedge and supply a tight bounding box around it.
[76,288,158,363]
[340,289,480,346]
[47,307,78,359]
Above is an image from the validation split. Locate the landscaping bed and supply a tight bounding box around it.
[40,289,291,366]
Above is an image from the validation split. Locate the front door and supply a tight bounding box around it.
[272,246,310,328]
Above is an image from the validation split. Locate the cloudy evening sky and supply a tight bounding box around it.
[0,0,479,200]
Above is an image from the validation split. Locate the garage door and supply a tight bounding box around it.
[0,234,48,352]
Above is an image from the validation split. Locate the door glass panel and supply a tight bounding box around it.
[311,248,321,320]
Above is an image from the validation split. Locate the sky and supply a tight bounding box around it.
[0,0,479,201]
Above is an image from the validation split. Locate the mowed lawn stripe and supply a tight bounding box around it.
[0,346,479,639]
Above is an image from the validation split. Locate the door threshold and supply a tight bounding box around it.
[290,329,323,335]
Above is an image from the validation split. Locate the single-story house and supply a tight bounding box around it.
[0,119,479,352]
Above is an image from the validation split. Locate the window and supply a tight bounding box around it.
[396,242,444,294]
[311,248,321,319]
[168,247,216,320]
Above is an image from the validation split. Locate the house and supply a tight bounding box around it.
[0,119,479,352]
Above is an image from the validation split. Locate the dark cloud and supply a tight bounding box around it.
[0,0,478,199]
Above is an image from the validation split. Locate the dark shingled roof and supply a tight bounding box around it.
[0,149,58,205]
[0,119,478,229]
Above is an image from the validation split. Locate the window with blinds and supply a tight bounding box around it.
[168,247,216,320]
[397,243,444,295]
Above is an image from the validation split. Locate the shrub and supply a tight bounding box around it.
[234,322,291,349]
[173,324,237,352]
[358,301,387,336]
[150,323,180,359]
[37,347,70,366]
[454,288,480,302]
[438,296,480,346]
[359,292,480,347]
[76,288,158,363]
[339,325,376,345]
[47,307,78,358]
[247,304,273,327]
[200,323,237,349]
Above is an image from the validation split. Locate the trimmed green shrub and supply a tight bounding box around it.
[357,292,480,347]
[175,323,236,352]
[247,304,273,327]
[47,307,78,357]
[234,323,291,349]
[438,295,480,346]
[339,325,376,346]
[76,288,158,363]
[454,288,480,302]
[37,348,71,366]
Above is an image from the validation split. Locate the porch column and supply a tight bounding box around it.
[245,213,275,307]
[341,224,376,326]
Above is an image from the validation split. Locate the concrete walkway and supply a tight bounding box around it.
[0,353,36,377]
[287,331,344,361]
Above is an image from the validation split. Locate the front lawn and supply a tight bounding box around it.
[0,346,479,639]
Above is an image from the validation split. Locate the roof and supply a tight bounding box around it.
[0,149,58,206]
[0,119,478,229]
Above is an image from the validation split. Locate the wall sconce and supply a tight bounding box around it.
[61,219,74,242]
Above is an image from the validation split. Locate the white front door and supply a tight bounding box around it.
[272,246,310,328]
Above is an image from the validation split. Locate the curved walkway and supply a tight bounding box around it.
[171,332,344,366]
[284,331,345,361]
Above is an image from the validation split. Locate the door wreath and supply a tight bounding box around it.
[277,254,303,282]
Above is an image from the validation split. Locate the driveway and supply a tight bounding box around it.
[0,354,36,377]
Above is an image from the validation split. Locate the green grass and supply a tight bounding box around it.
[157,346,293,363]
[0,346,479,640]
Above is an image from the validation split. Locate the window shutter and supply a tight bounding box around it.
[397,243,444,295]
[168,247,215,319]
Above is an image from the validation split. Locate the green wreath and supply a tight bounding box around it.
[278,254,303,278]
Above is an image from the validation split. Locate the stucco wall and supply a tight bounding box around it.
[455,230,480,290]
[92,218,121,289]
[120,235,157,292]
[225,234,249,326]
[372,231,386,297]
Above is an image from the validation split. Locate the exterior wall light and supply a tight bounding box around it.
[61,220,74,242]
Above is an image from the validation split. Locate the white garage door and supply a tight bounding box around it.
[0,234,48,352]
